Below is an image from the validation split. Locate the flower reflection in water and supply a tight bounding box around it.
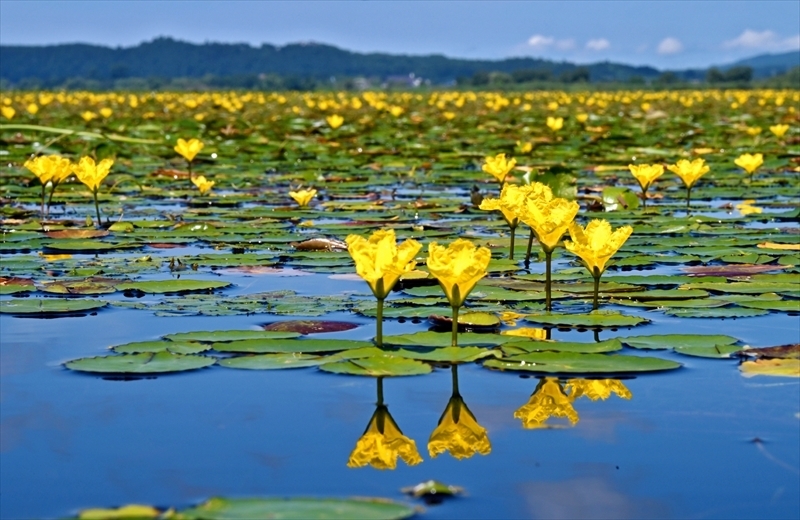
[515,377,632,429]
[347,377,423,470]
[428,366,492,460]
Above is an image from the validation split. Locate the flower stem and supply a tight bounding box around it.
[376,377,384,406]
[375,298,384,347]
[451,305,460,347]
[47,183,57,217]
[508,225,516,260]
[93,190,102,226]
[40,184,46,220]
[545,249,553,312]
[686,186,692,214]
[592,273,600,311]
[451,364,460,396]
[641,188,647,209]
[524,229,534,266]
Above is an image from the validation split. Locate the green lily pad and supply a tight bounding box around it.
[621,334,739,350]
[112,340,210,355]
[615,289,710,301]
[523,311,649,328]
[116,279,231,294]
[213,338,372,353]
[40,281,118,295]
[178,497,415,520]
[394,346,501,363]
[0,298,107,314]
[664,307,770,318]
[219,353,325,370]
[382,331,518,348]
[163,330,301,342]
[65,352,215,374]
[484,352,681,374]
[320,355,432,377]
[44,240,140,252]
[737,300,800,312]
[674,345,744,358]
[501,338,623,355]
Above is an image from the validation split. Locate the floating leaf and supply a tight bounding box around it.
[621,334,739,350]
[681,264,788,276]
[65,352,215,374]
[164,330,301,342]
[737,300,800,312]
[0,298,107,314]
[262,320,359,334]
[116,279,231,294]
[737,344,800,359]
[45,229,109,239]
[484,352,681,374]
[40,280,117,295]
[320,355,432,377]
[394,346,500,363]
[523,311,649,328]
[674,345,743,358]
[427,311,500,330]
[220,353,325,370]
[664,307,769,318]
[501,338,623,355]
[78,504,160,519]
[178,497,415,520]
[213,338,371,353]
[382,331,518,348]
[112,340,210,355]
[740,359,800,378]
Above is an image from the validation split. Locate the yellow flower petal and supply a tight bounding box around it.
[345,229,421,299]
[428,395,491,460]
[174,138,204,162]
[514,378,578,429]
[563,219,632,276]
[426,239,491,308]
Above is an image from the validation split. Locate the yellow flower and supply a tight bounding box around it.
[428,394,491,460]
[517,191,579,253]
[628,163,665,192]
[1,106,14,119]
[769,124,789,137]
[326,114,344,129]
[576,113,589,123]
[478,183,527,226]
[99,107,113,118]
[514,378,578,429]
[734,153,763,175]
[389,106,404,117]
[426,239,491,308]
[345,229,421,300]
[174,138,204,162]
[565,379,632,401]
[347,405,423,470]
[288,188,317,207]
[546,116,564,131]
[72,157,114,193]
[499,310,527,326]
[517,140,533,154]
[501,327,547,340]
[564,219,633,277]
[23,155,72,185]
[735,200,762,215]
[667,158,710,190]
[191,175,215,195]
[27,103,39,115]
[745,126,762,136]
[443,111,456,120]
[81,111,97,121]
[79,505,160,519]
[482,153,516,183]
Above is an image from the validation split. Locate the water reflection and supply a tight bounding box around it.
[347,377,423,470]
[428,365,491,460]
[515,377,632,429]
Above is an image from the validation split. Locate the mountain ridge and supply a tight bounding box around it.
[1,37,797,86]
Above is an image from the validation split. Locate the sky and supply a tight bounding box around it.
[1,0,798,69]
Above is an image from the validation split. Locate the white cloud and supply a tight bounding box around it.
[527,34,555,49]
[586,38,610,51]
[657,37,683,55]
[526,34,575,51]
[723,29,800,51]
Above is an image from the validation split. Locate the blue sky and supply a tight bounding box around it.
[1,0,798,69]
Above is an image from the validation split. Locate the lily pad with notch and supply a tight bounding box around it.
[0,298,107,315]
[212,338,372,353]
[523,311,649,328]
[65,352,215,374]
[320,355,432,377]
[116,279,231,294]
[382,331,519,348]
[164,330,302,342]
[219,353,326,370]
[501,338,623,356]
[112,340,210,355]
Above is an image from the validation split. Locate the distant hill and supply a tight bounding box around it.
[0,38,795,89]
[0,37,659,86]
[723,51,800,78]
